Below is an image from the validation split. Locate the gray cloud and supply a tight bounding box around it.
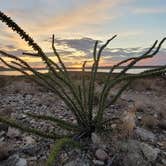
[0,49,27,57]
[0,37,166,66]
[0,43,17,51]
[53,37,99,52]
[5,45,17,50]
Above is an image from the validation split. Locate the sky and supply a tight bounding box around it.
[0,0,166,68]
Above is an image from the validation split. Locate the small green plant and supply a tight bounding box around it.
[0,11,166,165]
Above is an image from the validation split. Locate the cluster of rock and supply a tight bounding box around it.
[0,78,166,165]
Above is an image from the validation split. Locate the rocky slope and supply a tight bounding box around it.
[0,75,165,166]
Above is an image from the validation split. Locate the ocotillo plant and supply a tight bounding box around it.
[0,11,166,165]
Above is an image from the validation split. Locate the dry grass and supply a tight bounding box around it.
[129,77,166,93]
[119,106,136,138]
[0,143,11,160]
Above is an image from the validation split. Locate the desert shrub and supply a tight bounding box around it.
[0,11,166,165]
[129,78,154,91]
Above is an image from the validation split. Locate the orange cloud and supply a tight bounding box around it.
[6,0,129,36]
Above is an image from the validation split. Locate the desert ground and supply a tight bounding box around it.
[0,73,166,166]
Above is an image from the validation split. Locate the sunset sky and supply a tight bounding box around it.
[0,0,166,67]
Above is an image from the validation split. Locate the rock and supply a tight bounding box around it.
[24,110,31,113]
[91,133,101,145]
[25,95,32,100]
[21,114,27,119]
[95,149,108,161]
[16,158,27,166]
[137,116,142,120]
[72,119,77,124]
[135,127,156,142]
[0,137,5,143]
[161,159,166,165]
[122,152,147,166]
[119,140,140,153]
[157,141,166,150]
[93,159,104,165]
[20,144,40,156]
[141,115,158,129]
[153,113,158,118]
[7,127,21,138]
[0,154,27,166]
[111,124,117,129]
[0,130,5,137]
[158,120,166,130]
[140,143,160,161]
[118,140,149,166]
[24,136,35,145]
[119,140,160,165]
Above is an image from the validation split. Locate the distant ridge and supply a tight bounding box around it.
[0,65,163,71]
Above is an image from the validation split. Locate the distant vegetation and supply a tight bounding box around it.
[0,66,6,70]
[0,10,166,166]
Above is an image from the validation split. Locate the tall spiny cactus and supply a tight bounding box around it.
[0,11,166,165]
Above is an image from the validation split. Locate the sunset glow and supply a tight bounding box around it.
[0,0,166,67]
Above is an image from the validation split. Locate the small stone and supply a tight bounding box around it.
[141,115,158,129]
[7,127,21,138]
[157,141,166,149]
[26,95,32,100]
[24,136,35,145]
[21,114,27,119]
[153,113,158,118]
[111,124,117,129]
[0,137,5,143]
[0,131,5,137]
[16,158,27,166]
[93,159,104,165]
[20,144,40,156]
[137,116,142,120]
[72,119,77,124]
[140,143,160,161]
[91,133,101,145]
[161,159,166,165]
[24,110,30,113]
[40,155,47,160]
[135,127,156,142]
[0,154,27,166]
[95,149,108,161]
